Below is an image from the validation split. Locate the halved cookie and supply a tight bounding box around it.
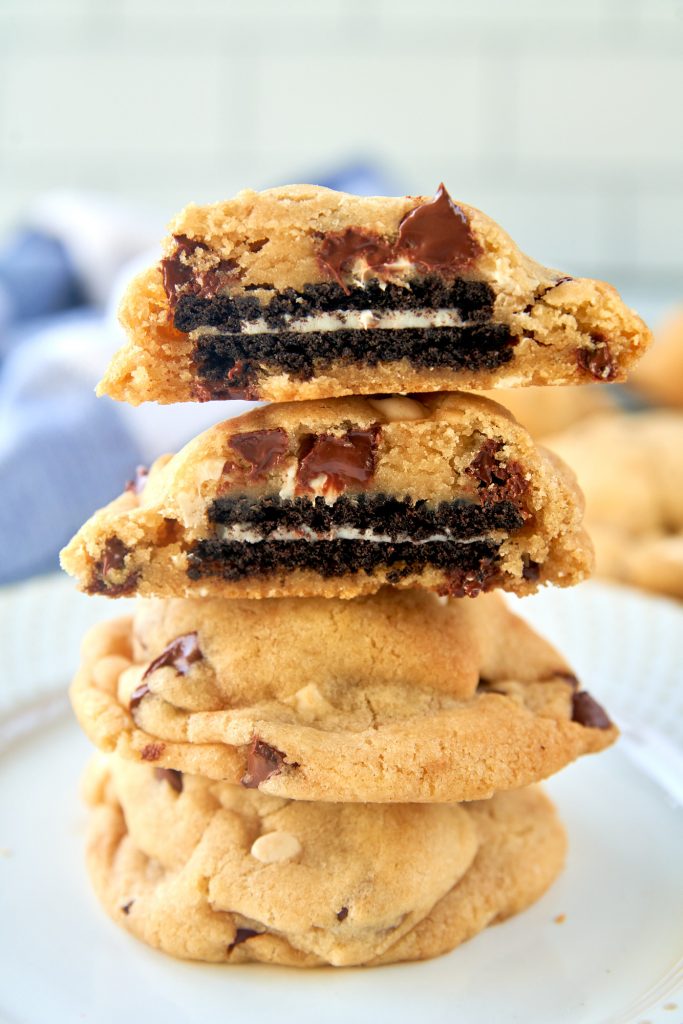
[60,392,592,600]
[71,589,617,803]
[99,184,650,405]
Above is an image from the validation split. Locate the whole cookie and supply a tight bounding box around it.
[546,411,683,598]
[71,589,617,802]
[98,183,650,405]
[84,755,566,967]
[60,391,593,601]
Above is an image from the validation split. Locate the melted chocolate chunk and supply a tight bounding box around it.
[337,907,349,922]
[88,538,140,597]
[397,183,481,273]
[208,492,525,540]
[297,426,380,493]
[125,465,149,496]
[227,928,262,952]
[229,429,289,479]
[142,632,203,680]
[140,742,165,761]
[161,234,239,310]
[192,323,515,391]
[576,337,617,381]
[154,767,183,793]
[100,536,129,575]
[241,738,294,788]
[188,537,501,584]
[318,184,480,290]
[121,901,134,915]
[466,440,529,507]
[571,691,612,730]
[129,682,150,710]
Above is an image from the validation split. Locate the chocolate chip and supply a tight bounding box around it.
[121,900,134,915]
[522,556,541,581]
[571,691,612,729]
[154,768,183,793]
[140,743,165,762]
[576,337,617,381]
[142,632,203,680]
[248,239,268,253]
[337,907,349,921]
[465,440,529,507]
[241,738,298,789]
[296,426,380,494]
[438,558,500,598]
[229,429,289,479]
[227,928,262,952]
[125,465,149,495]
[129,682,150,710]
[100,536,129,575]
[161,234,239,309]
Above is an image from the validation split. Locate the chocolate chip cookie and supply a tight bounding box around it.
[60,392,593,601]
[83,754,566,967]
[70,589,616,802]
[546,410,683,598]
[98,184,650,405]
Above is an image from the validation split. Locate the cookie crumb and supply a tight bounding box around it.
[554,913,566,924]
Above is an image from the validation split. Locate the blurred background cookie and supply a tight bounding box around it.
[546,411,683,599]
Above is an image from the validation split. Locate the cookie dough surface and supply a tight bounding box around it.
[71,589,617,802]
[546,411,683,598]
[60,392,593,601]
[84,756,566,967]
[98,184,650,405]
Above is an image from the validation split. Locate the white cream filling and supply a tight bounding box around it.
[217,524,492,545]
[192,308,472,338]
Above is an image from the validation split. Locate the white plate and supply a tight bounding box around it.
[0,575,682,1024]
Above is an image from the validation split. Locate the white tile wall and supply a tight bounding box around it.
[0,0,682,301]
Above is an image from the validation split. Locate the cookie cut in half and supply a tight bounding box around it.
[70,589,617,802]
[99,183,650,405]
[60,392,593,600]
[84,754,566,967]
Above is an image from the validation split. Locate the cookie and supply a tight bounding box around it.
[546,411,683,598]
[60,392,593,601]
[630,307,683,409]
[70,589,617,802]
[83,755,566,967]
[98,184,650,405]
[478,384,614,438]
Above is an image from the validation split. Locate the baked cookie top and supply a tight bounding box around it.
[71,589,617,802]
[98,184,651,405]
[546,410,683,598]
[84,755,566,967]
[60,392,593,601]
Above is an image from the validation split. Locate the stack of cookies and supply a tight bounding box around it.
[61,184,650,968]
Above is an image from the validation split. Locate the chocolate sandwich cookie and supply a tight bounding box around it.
[60,392,592,601]
[70,589,617,802]
[547,410,683,598]
[84,754,566,967]
[98,184,650,405]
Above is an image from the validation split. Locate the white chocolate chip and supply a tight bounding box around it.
[368,396,429,422]
[250,831,302,864]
